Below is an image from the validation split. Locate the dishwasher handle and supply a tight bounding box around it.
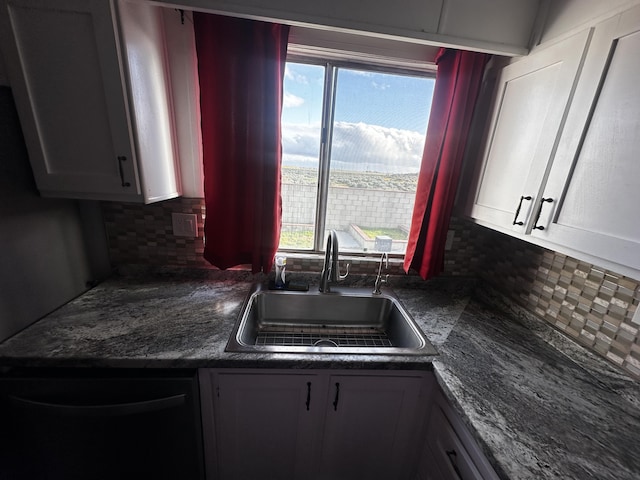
[8,393,186,417]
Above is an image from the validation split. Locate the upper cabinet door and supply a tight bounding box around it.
[469,30,591,233]
[532,7,640,275]
[0,0,143,200]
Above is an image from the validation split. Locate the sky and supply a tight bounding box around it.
[281,63,435,173]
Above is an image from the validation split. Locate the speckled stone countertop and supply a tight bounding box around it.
[0,267,638,480]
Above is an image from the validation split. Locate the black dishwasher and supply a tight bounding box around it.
[0,369,204,480]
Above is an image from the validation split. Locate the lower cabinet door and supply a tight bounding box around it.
[202,370,429,480]
[421,391,500,480]
[416,442,447,480]
[212,372,326,480]
[427,405,484,480]
[317,374,426,480]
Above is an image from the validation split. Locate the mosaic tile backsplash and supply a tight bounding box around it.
[101,200,481,276]
[101,199,639,378]
[102,198,207,268]
[475,226,640,378]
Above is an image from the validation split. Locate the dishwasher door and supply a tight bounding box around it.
[0,370,204,480]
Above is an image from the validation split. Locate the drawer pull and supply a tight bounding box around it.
[332,382,340,411]
[446,449,463,479]
[533,197,554,230]
[306,382,311,411]
[117,155,131,188]
[512,195,532,225]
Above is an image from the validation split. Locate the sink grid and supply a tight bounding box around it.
[255,327,393,348]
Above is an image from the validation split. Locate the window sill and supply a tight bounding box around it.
[277,251,406,276]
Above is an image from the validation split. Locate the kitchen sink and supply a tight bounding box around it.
[226,283,437,355]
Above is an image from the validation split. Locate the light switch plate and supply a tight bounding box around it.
[172,213,198,237]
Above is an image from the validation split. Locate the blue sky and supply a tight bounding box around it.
[281,63,435,173]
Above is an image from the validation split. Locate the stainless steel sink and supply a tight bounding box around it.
[226,283,437,355]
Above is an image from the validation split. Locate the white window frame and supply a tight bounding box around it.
[281,50,436,256]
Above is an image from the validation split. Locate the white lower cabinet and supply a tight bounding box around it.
[202,371,325,480]
[417,390,499,480]
[199,369,430,480]
[318,374,427,480]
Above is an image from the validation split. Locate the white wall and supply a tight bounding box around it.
[0,87,96,342]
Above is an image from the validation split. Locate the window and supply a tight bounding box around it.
[279,60,435,255]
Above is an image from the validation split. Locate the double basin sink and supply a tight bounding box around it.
[226,283,436,355]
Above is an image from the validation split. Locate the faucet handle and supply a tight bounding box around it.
[338,262,350,281]
[373,273,389,295]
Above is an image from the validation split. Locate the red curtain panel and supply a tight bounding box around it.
[404,48,489,280]
[193,13,289,273]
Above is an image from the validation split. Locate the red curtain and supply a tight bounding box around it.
[404,48,489,279]
[193,13,289,273]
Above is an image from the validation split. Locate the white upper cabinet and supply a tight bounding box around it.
[117,0,182,203]
[467,3,640,279]
[469,30,591,233]
[531,6,640,275]
[0,0,181,203]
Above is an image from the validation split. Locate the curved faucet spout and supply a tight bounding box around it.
[319,230,350,293]
[373,252,389,295]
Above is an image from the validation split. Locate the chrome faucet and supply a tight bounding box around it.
[373,252,389,295]
[319,230,350,293]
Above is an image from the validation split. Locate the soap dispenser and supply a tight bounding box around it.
[274,255,286,289]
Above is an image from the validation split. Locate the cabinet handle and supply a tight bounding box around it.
[445,449,463,479]
[117,155,131,187]
[533,198,554,230]
[332,382,340,411]
[306,382,311,411]
[512,195,532,225]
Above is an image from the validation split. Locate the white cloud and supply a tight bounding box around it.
[349,70,374,77]
[371,81,390,90]
[281,123,321,163]
[281,121,425,173]
[285,65,308,84]
[283,92,305,108]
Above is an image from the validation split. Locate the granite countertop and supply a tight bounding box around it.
[0,268,638,479]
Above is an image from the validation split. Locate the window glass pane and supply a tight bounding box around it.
[279,63,325,249]
[325,68,435,254]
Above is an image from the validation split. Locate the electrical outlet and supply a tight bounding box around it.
[172,213,198,238]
